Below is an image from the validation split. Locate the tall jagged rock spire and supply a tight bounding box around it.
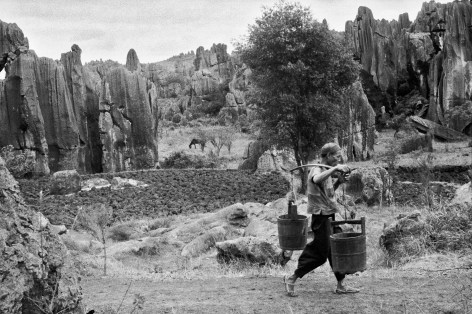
[126,48,141,72]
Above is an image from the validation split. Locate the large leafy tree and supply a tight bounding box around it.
[236,1,359,190]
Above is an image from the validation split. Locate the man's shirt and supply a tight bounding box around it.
[306,166,338,215]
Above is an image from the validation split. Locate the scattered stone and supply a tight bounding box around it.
[81,177,111,191]
[49,224,68,235]
[50,170,81,195]
[450,182,472,207]
[111,177,149,190]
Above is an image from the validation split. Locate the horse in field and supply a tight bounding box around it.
[189,138,206,152]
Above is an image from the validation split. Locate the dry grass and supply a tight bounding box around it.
[69,202,465,282]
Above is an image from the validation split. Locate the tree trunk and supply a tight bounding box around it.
[101,232,107,276]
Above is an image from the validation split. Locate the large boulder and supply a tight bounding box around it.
[345,166,394,206]
[0,156,85,313]
[50,170,81,195]
[379,211,426,262]
[181,226,228,258]
[238,140,270,171]
[215,200,302,266]
[216,237,284,265]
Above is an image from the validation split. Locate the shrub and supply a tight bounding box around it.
[160,151,217,169]
[161,151,194,169]
[383,204,472,265]
[76,203,113,275]
[400,133,432,154]
[384,140,400,170]
[417,153,435,209]
[148,217,173,230]
[0,145,35,178]
[206,126,237,156]
[164,109,175,121]
[238,114,250,133]
[108,221,139,241]
[172,113,182,124]
[425,204,472,252]
[180,116,188,126]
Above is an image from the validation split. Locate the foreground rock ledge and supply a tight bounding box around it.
[0,156,85,314]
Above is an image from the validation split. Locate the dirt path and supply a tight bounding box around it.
[82,269,470,313]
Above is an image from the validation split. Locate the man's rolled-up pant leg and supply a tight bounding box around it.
[294,215,331,278]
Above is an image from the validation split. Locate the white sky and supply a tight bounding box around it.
[2,0,450,64]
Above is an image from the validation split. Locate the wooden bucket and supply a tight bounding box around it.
[277,201,308,250]
[329,217,367,274]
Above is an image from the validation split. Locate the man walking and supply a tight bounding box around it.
[283,142,359,297]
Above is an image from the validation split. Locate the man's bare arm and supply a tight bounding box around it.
[312,164,350,185]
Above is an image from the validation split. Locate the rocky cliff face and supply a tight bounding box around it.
[0,156,85,313]
[99,49,159,172]
[37,57,80,171]
[339,81,376,161]
[1,49,50,175]
[0,20,28,72]
[0,18,159,174]
[345,1,472,134]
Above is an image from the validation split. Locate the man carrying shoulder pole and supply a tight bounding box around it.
[283,142,360,297]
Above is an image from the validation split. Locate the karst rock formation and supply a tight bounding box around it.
[141,43,243,124]
[0,19,159,174]
[339,81,376,161]
[0,156,85,313]
[345,1,472,135]
[2,1,471,173]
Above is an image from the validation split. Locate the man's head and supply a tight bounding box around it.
[320,143,342,166]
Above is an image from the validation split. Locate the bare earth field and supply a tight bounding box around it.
[82,268,470,314]
[76,126,471,313]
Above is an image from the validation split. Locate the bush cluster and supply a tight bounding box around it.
[399,133,432,154]
[425,204,472,252]
[0,145,35,178]
[161,151,217,169]
[382,204,472,265]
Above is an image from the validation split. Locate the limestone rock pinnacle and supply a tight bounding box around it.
[126,48,141,72]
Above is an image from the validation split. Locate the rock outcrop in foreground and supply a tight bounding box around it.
[0,156,84,313]
[346,1,472,135]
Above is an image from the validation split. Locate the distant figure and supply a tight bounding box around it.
[189,138,206,152]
